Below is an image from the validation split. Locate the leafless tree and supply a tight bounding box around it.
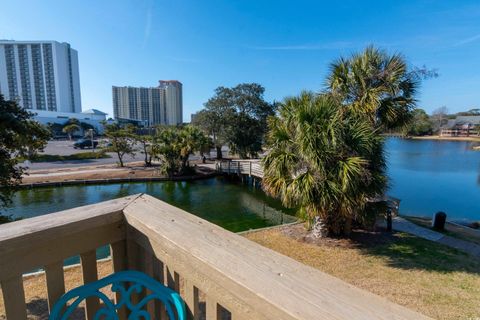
[431,106,449,133]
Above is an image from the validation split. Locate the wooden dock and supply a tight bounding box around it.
[216,159,401,214]
[216,159,264,178]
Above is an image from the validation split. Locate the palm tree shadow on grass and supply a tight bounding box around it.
[345,228,480,275]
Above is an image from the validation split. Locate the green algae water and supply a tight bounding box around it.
[6,176,295,232]
[5,177,296,267]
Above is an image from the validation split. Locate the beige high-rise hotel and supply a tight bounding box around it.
[112,80,183,126]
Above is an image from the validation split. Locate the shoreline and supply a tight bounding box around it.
[382,134,480,142]
[16,172,219,189]
[17,161,218,187]
[410,136,480,142]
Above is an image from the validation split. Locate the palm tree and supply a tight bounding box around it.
[179,126,206,173]
[62,124,80,140]
[327,46,418,130]
[262,92,386,237]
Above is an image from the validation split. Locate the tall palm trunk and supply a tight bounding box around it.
[311,216,328,238]
[343,216,353,236]
[216,146,222,159]
[181,156,189,173]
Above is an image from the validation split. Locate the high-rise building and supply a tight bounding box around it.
[112,80,183,126]
[159,80,183,125]
[112,86,165,126]
[0,40,82,113]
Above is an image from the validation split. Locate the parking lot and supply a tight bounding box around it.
[26,140,231,170]
[41,140,94,155]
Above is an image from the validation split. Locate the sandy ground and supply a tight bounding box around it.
[0,260,114,319]
[21,161,216,185]
[410,135,480,142]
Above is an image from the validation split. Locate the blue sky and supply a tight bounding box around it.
[1,0,480,121]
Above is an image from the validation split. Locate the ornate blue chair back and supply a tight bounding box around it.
[49,270,186,320]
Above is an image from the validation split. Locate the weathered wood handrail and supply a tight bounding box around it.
[0,194,430,319]
[0,195,137,319]
[216,159,264,178]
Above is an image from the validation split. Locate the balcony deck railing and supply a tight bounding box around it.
[0,194,430,319]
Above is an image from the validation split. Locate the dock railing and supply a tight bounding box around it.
[216,160,264,178]
[0,194,429,319]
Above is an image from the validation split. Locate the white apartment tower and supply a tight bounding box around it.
[112,80,183,126]
[159,80,183,125]
[0,40,82,113]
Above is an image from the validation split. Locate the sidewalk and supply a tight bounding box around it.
[390,217,480,258]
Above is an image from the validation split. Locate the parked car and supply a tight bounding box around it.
[73,139,98,149]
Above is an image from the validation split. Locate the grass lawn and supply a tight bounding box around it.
[245,224,480,320]
[26,151,111,163]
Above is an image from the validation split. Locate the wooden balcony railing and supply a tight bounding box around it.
[0,194,430,319]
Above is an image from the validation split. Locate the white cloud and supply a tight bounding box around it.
[142,2,153,48]
[454,34,480,47]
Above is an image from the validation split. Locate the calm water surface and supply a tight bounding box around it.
[5,177,296,267]
[6,176,295,232]
[6,139,480,226]
[386,138,480,221]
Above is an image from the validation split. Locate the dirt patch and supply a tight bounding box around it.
[21,162,216,185]
[280,223,394,249]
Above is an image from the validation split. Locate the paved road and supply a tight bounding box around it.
[42,140,93,155]
[25,140,232,170]
[23,140,141,170]
[24,156,138,170]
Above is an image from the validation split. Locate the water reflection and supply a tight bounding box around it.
[386,138,480,221]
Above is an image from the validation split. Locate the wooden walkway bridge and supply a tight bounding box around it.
[216,159,401,215]
[215,160,264,178]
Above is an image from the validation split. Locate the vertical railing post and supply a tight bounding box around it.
[80,250,99,320]
[206,298,222,320]
[45,261,66,313]
[1,275,27,320]
[143,250,156,316]
[111,240,128,320]
[184,280,200,320]
[152,258,168,319]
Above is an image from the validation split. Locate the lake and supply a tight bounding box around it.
[386,138,480,222]
[5,177,295,232]
[5,138,480,226]
[4,177,297,267]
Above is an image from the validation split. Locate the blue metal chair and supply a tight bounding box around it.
[49,270,186,320]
